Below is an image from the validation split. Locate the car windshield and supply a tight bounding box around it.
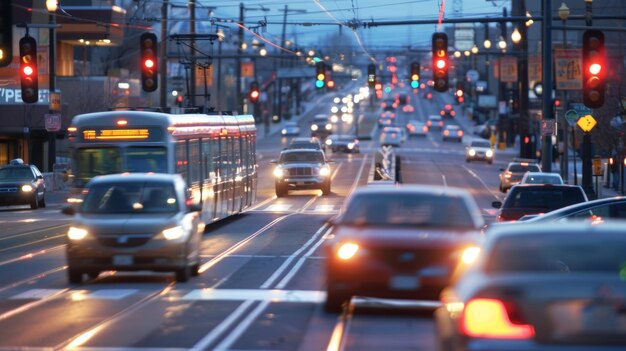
[280,152,324,163]
[471,141,491,148]
[509,164,540,173]
[486,233,626,274]
[340,192,476,228]
[0,168,34,180]
[81,181,178,214]
[504,188,586,210]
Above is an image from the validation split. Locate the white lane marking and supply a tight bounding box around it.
[10,289,65,300]
[190,300,255,351]
[463,165,502,200]
[259,224,329,289]
[182,289,325,303]
[313,205,335,212]
[213,301,271,351]
[441,174,448,187]
[348,153,369,195]
[81,289,139,300]
[275,229,329,290]
[264,204,292,212]
[247,196,275,211]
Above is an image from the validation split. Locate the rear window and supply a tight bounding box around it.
[504,187,586,210]
[340,192,476,229]
[486,233,626,274]
[509,164,540,172]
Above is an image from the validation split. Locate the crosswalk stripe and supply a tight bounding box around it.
[10,289,64,300]
[9,288,139,300]
[264,204,292,212]
[312,205,334,212]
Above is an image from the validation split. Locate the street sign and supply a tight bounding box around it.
[44,113,61,132]
[541,119,557,136]
[577,114,597,132]
[570,102,593,116]
[565,110,580,126]
[554,49,583,90]
[49,92,61,111]
[593,158,602,176]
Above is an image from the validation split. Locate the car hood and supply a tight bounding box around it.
[72,213,181,235]
[279,163,324,168]
[329,225,480,248]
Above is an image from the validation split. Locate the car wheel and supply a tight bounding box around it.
[88,271,100,280]
[321,181,331,196]
[191,263,200,277]
[175,265,191,282]
[68,268,83,284]
[30,195,39,209]
[275,183,286,197]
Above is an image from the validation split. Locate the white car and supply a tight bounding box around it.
[520,171,564,185]
[466,140,494,164]
[281,122,301,136]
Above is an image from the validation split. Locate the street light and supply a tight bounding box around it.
[498,36,507,50]
[46,0,58,172]
[471,44,479,54]
[558,2,570,183]
[511,28,521,44]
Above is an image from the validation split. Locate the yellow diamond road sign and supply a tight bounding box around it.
[577,114,596,132]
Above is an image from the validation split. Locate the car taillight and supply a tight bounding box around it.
[451,111,456,116]
[461,298,535,339]
[444,130,449,136]
[422,126,428,132]
[440,111,445,116]
[439,121,444,126]
[457,130,463,137]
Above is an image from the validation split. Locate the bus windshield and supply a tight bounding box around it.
[74,147,167,182]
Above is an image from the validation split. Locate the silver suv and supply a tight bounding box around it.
[271,149,332,197]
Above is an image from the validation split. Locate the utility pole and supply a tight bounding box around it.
[541,0,553,172]
[159,0,168,109]
[513,0,530,159]
[189,0,196,109]
[236,2,244,114]
[276,5,288,120]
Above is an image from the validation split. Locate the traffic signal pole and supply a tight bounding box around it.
[541,0,553,172]
[159,0,168,108]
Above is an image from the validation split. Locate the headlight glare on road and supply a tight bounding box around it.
[273,167,285,178]
[337,242,359,260]
[461,246,481,264]
[468,149,476,157]
[162,226,184,240]
[21,184,34,192]
[68,227,89,240]
[319,166,331,177]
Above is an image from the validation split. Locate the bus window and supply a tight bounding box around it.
[75,148,121,180]
[175,141,188,182]
[125,147,167,173]
[189,139,200,183]
[202,138,213,178]
[220,137,230,178]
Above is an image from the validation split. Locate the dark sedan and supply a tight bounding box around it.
[435,221,626,351]
[324,185,484,312]
[0,159,46,209]
[325,134,360,153]
[523,196,626,222]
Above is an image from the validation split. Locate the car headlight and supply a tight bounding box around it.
[68,227,89,240]
[319,166,331,177]
[468,149,476,156]
[330,115,339,123]
[460,246,481,264]
[281,129,287,135]
[162,226,185,240]
[337,242,359,260]
[273,167,285,178]
[347,143,354,149]
[21,184,34,192]
[325,123,332,131]
[486,149,494,157]
[326,139,333,146]
[311,124,318,131]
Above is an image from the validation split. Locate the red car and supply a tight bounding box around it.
[324,185,484,312]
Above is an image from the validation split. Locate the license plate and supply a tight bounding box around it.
[113,255,133,266]
[389,275,420,290]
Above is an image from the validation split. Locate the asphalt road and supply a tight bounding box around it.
[0,87,516,350]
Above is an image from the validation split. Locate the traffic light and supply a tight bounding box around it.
[0,1,13,67]
[327,79,335,89]
[140,32,158,92]
[19,35,38,104]
[249,81,260,103]
[367,63,376,87]
[455,81,464,103]
[410,62,420,89]
[582,30,605,109]
[431,32,449,92]
[175,95,183,107]
[315,62,326,89]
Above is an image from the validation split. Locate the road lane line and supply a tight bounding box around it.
[463,165,502,200]
[212,300,271,351]
[275,227,329,290]
[0,244,64,268]
[259,223,329,289]
[190,300,256,351]
[0,224,68,242]
[246,195,275,212]
[0,288,70,321]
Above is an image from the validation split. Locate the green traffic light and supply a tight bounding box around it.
[315,80,325,88]
[410,81,419,89]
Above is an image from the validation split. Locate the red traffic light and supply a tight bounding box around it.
[435,58,447,70]
[140,32,158,92]
[249,81,260,103]
[144,58,155,69]
[582,30,605,108]
[327,80,335,89]
[431,33,449,92]
[19,35,39,104]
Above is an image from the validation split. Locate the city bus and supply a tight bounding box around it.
[66,110,257,224]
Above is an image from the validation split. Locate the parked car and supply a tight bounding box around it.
[492,184,588,222]
[325,134,360,153]
[271,149,332,196]
[281,122,301,136]
[465,140,494,164]
[442,124,463,142]
[324,185,484,312]
[435,221,626,351]
[520,171,563,185]
[427,115,444,131]
[62,173,204,283]
[0,158,46,209]
[498,159,541,192]
[406,120,428,137]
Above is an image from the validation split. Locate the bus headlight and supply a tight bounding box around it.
[273,167,285,178]
[319,166,331,177]
[68,227,89,240]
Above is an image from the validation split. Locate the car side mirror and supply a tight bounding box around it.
[61,205,76,215]
[492,201,502,209]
